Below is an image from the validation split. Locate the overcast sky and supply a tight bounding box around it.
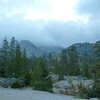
[0,0,100,47]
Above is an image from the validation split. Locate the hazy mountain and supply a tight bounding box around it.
[67,42,94,57]
[20,40,100,62]
[20,40,63,58]
[39,46,63,54]
[63,42,97,67]
[20,40,43,58]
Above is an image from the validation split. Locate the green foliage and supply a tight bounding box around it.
[14,42,22,77]
[68,46,81,76]
[80,52,91,78]
[78,79,100,99]
[52,46,81,78]
[53,58,64,80]
[8,37,16,76]
[31,58,53,92]
[60,49,69,76]
[0,65,6,77]
[24,70,32,86]
[0,37,10,77]
[0,37,30,78]
[32,78,52,92]
[11,80,25,88]
[21,48,30,74]
[9,37,16,60]
[93,41,100,77]
[82,66,91,78]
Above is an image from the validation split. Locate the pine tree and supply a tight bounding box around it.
[31,58,53,92]
[68,45,81,76]
[53,49,69,79]
[53,57,64,79]
[93,41,100,77]
[60,49,69,76]
[22,48,30,74]
[8,37,16,76]
[0,49,5,77]
[81,52,91,78]
[14,42,22,77]
[0,37,10,77]
[9,37,16,60]
[1,37,9,62]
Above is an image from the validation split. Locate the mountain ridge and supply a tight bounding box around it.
[20,40,63,58]
[20,40,100,59]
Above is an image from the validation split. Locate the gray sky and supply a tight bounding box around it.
[0,0,100,47]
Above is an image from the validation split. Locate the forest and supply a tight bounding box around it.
[0,37,100,99]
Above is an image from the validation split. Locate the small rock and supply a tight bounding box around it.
[50,74,59,82]
[53,87,66,94]
[54,81,71,89]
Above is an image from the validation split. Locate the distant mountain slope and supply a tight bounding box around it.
[20,40,63,58]
[63,41,100,67]
[67,42,94,57]
[39,46,62,54]
[20,40,43,58]
[20,40,100,61]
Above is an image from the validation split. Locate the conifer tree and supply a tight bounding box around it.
[9,37,16,60]
[0,37,10,77]
[60,49,69,76]
[14,42,22,77]
[8,37,16,76]
[93,41,100,77]
[32,58,53,92]
[22,48,30,74]
[68,45,81,76]
[53,57,64,79]
[81,52,91,78]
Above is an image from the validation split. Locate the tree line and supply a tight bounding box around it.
[0,37,99,92]
[0,37,30,77]
[49,41,100,79]
[0,37,52,91]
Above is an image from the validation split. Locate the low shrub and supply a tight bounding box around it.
[78,79,100,99]
[24,71,32,86]
[32,78,53,92]
[11,80,25,88]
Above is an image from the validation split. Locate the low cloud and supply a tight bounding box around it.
[76,0,100,42]
[0,0,99,47]
[0,17,98,47]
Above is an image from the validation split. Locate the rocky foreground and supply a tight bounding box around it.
[0,76,99,100]
[0,87,87,100]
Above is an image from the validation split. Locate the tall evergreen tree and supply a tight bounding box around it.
[81,52,91,78]
[8,37,16,76]
[32,58,53,92]
[68,45,81,75]
[9,37,16,60]
[93,41,100,77]
[22,48,30,74]
[60,49,69,76]
[14,42,22,77]
[1,37,9,62]
[53,57,64,79]
[0,37,10,77]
